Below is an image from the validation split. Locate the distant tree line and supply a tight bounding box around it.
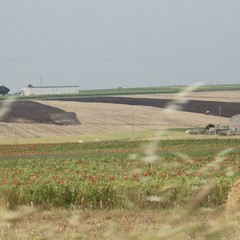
[0,86,10,95]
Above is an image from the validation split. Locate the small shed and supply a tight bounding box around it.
[229,114,240,133]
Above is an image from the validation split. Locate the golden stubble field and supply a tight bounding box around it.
[127,90,240,102]
[1,90,239,142]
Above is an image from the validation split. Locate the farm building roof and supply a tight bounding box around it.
[25,85,79,88]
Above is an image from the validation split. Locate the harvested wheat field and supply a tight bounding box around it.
[0,101,230,142]
[1,90,239,143]
[126,90,240,102]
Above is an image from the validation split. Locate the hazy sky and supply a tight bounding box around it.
[1,1,240,93]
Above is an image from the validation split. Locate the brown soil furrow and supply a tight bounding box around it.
[52,96,240,118]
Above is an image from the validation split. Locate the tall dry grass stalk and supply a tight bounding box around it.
[0,96,16,118]
[226,180,240,216]
[164,82,203,114]
[226,179,240,239]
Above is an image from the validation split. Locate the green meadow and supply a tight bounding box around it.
[0,138,239,209]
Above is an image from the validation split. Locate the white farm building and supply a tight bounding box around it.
[21,85,79,96]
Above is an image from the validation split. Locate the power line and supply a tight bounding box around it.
[0,56,240,62]
[1,46,240,51]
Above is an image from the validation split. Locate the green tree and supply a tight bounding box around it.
[0,86,10,95]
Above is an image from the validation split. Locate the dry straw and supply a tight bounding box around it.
[226,179,240,239]
[226,179,240,216]
[0,96,16,118]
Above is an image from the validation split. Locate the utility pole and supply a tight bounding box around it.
[40,76,43,86]
[219,105,222,126]
[12,124,18,144]
[132,114,135,140]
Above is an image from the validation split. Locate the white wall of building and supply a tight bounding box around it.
[21,86,79,96]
